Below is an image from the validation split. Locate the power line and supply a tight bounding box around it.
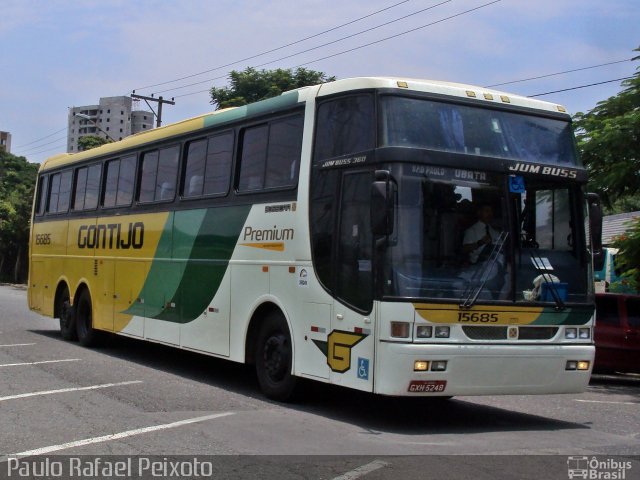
[18,141,68,158]
[174,0,502,99]
[527,77,633,98]
[14,135,68,154]
[153,0,452,95]
[12,127,67,149]
[133,0,411,92]
[485,58,633,88]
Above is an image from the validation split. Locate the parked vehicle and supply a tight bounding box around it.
[594,293,640,373]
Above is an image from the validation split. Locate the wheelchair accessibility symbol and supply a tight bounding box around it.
[357,357,369,380]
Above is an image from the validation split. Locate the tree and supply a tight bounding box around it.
[210,67,335,109]
[0,151,39,283]
[611,218,640,293]
[573,47,640,209]
[574,46,640,292]
[78,135,110,151]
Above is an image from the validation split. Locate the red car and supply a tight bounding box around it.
[594,293,640,374]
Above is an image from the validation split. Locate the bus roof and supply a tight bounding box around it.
[41,76,570,172]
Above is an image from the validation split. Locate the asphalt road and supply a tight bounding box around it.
[0,284,638,479]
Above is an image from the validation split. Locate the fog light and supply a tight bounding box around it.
[414,360,429,371]
[434,326,450,338]
[577,361,590,371]
[579,328,591,339]
[431,360,447,371]
[416,325,433,338]
[391,321,410,338]
[565,328,577,339]
[566,361,578,370]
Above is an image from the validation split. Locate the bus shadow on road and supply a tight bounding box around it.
[31,328,591,435]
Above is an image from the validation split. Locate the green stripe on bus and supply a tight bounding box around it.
[124,205,251,323]
[203,91,301,129]
[532,307,593,326]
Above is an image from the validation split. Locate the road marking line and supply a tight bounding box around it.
[0,343,36,348]
[332,460,390,480]
[575,399,638,406]
[0,380,143,402]
[5,412,235,458]
[0,358,80,368]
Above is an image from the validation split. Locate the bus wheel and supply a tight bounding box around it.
[255,312,297,401]
[57,287,77,341]
[75,289,99,347]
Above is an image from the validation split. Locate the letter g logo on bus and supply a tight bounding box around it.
[312,330,367,373]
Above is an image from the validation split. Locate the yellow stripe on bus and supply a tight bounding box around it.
[413,303,544,325]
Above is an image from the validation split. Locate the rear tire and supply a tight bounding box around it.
[75,289,100,347]
[255,312,297,401]
[57,286,77,341]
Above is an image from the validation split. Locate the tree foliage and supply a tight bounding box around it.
[78,134,110,151]
[0,151,39,283]
[574,46,640,291]
[611,218,640,292]
[210,67,335,109]
[573,47,640,208]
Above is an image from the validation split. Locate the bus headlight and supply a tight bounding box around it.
[434,326,450,338]
[566,360,590,371]
[577,361,590,370]
[416,325,433,338]
[565,328,577,339]
[579,328,591,339]
[414,360,429,371]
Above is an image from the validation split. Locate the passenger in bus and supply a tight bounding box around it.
[462,204,500,264]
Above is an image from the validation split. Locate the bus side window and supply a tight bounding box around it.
[139,152,158,203]
[73,167,89,210]
[116,155,136,206]
[204,131,233,195]
[47,172,62,213]
[238,124,268,192]
[265,114,303,189]
[156,146,179,201]
[36,175,49,216]
[84,164,101,210]
[314,95,374,161]
[183,139,207,198]
[103,159,120,208]
[140,147,179,202]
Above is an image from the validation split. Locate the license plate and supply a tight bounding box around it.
[407,380,447,393]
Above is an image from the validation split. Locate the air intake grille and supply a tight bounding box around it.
[462,326,508,340]
[462,326,559,340]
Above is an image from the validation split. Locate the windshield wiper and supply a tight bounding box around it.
[460,231,509,309]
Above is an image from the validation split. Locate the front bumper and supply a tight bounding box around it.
[375,341,595,396]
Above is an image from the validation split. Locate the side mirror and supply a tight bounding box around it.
[371,171,395,236]
[587,193,604,271]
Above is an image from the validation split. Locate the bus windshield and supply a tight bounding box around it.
[379,95,579,166]
[383,164,590,304]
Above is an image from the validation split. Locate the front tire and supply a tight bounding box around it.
[255,312,297,401]
[75,289,100,347]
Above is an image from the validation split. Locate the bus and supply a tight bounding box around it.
[28,77,603,400]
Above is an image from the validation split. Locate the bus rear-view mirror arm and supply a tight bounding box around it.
[371,170,396,236]
[587,192,605,271]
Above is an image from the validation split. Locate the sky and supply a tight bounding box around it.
[1,0,637,163]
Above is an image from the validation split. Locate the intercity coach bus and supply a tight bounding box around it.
[28,77,603,400]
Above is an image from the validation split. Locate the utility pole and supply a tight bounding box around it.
[130,92,175,128]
